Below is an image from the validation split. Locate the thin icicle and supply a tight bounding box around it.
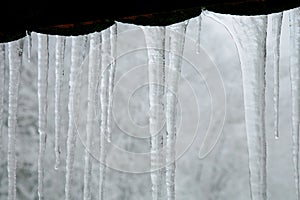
[65,36,85,200]
[83,32,100,200]
[37,33,49,200]
[54,36,65,170]
[0,44,5,154]
[142,26,166,200]
[99,28,111,200]
[7,40,22,200]
[270,13,283,139]
[289,9,300,200]
[106,24,117,143]
[196,14,202,54]
[165,20,188,200]
[26,31,31,62]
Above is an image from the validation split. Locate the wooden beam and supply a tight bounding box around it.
[0,0,299,42]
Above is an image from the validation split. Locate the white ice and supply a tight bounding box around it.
[269,12,283,139]
[165,20,188,200]
[142,25,166,200]
[99,28,111,200]
[83,32,100,200]
[54,35,66,170]
[7,40,22,200]
[0,44,5,154]
[204,11,268,200]
[65,36,85,200]
[37,33,49,200]
[289,8,300,200]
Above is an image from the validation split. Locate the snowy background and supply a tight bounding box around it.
[0,8,297,200]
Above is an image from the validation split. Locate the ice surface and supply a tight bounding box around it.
[37,33,49,200]
[196,15,202,54]
[204,11,268,200]
[54,35,66,170]
[142,25,166,200]
[83,32,100,200]
[269,13,283,139]
[0,44,5,154]
[107,25,117,143]
[7,40,22,200]
[65,36,85,200]
[165,20,188,200]
[289,8,300,200]
[99,28,111,200]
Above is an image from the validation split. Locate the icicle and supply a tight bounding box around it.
[54,35,65,170]
[37,33,49,200]
[7,40,22,200]
[83,32,100,200]
[65,36,85,200]
[289,9,300,200]
[196,14,202,54]
[165,20,188,200]
[26,31,31,62]
[270,13,283,139]
[204,12,268,200]
[0,44,5,154]
[235,17,268,200]
[106,24,117,143]
[142,25,166,200]
[98,28,111,200]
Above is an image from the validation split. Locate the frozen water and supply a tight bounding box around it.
[36,33,49,200]
[142,25,166,200]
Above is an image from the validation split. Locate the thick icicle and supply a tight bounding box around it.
[99,28,111,200]
[289,9,300,200]
[270,13,283,139]
[0,44,4,153]
[37,33,49,200]
[83,32,100,200]
[142,26,166,200]
[7,40,22,200]
[196,15,202,54]
[65,36,85,200]
[54,36,65,170]
[106,24,117,143]
[204,11,268,200]
[165,21,188,200]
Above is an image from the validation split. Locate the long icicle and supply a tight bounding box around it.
[142,25,166,200]
[106,24,117,143]
[232,16,268,200]
[54,36,66,170]
[65,36,84,200]
[7,40,22,200]
[270,13,283,139]
[37,33,49,200]
[83,32,100,200]
[0,44,5,154]
[99,28,111,200]
[26,31,31,63]
[202,11,268,199]
[289,9,300,200]
[165,20,188,200]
